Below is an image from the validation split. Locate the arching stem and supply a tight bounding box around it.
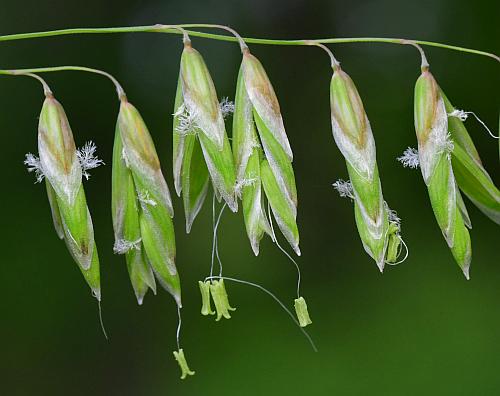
[305,40,341,70]
[0,25,497,62]
[0,66,126,100]
[177,24,249,52]
[0,71,53,95]
[401,40,430,71]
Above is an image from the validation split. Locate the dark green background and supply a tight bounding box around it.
[1,0,498,395]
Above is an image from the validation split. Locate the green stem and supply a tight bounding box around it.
[8,72,53,95]
[0,66,126,99]
[0,24,497,62]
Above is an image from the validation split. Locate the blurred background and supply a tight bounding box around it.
[0,0,498,394]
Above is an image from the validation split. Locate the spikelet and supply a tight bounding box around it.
[414,70,471,278]
[440,91,500,225]
[113,99,181,306]
[232,65,271,255]
[233,49,299,255]
[32,94,101,299]
[330,67,400,271]
[173,41,237,227]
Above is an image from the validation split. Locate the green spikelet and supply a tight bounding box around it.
[414,70,471,278]
[37,94,101,299]
[232,65,271,255]
[439,91,500,225]
[113,99,181,306]
[173,42,237,217]
[330,68,400,271]
[232,50,299,255]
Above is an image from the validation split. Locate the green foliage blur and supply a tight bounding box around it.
[0,0,498,394]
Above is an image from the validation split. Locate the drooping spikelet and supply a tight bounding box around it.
[173,41,237,233]
[233,49,299,256]
[440,91,500,225]
[414,69,471,278]
[232,62,271,255]
[113,99,181,306]
[32,93,101,299]
[330,67,401,271]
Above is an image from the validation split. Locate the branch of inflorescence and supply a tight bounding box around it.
[0,24,498,62]
[0,66,127,99]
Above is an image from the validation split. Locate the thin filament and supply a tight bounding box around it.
[204,275,317,352]
[210,194,227,277]
[465,111,498,139]
[215,228,223,277]
[267,202,302,299]
[97,299,109,340]
[176,305,182,350]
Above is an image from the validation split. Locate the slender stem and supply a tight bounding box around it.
[305,41,341,70]
[162,25,191,45]
[0,25,497,62]
[0,66,126,99]
[401,40,430,71]
[176,305,182,350]
[8,72,53,95]
[177,24,248,52]
[267,202,302,299]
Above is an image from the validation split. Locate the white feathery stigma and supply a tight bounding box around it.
[219,97,235,119]
[113,238,142,254]
[138,190,157,207]
[24,153,45,183]
[332,179,354,199]
[397,147,420,169]
[174,103,198,136]
[77,141,104,180]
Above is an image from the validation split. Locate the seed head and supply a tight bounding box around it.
[413,73,472,276]
[174,45,238,217]
[32,95,101,298]
[328,67,392,270]
[234,53,299,255]
[113,100,180,306]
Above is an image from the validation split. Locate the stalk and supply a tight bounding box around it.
[0,66,126,99]
[0,25,497,62]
